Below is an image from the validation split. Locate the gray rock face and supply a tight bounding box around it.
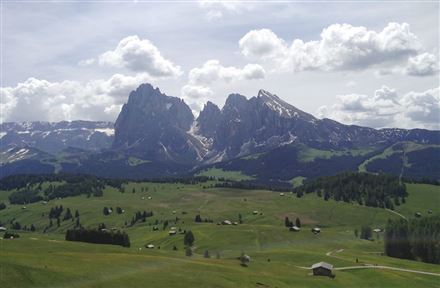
[113,83,198,162]
[194,89,440,162]
[196,101,221,139]
[0,121,114,155]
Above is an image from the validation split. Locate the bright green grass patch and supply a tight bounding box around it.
[290,176,306,187]
[127,156,151,166]
[394,183,440,218]
[197,168,255,181]
[241,153,265,160]
[358,142,440,172]
[298,145,373,163]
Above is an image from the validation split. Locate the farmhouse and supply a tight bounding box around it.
[146,244,154,249]
[289,226,300,232]
[373,228,382,233]
[0,226,6,232]
[169,230,177,236]
[253,210,259,215]
[222,220,232,225]
[279,193,285,196]
[311,262,333,277]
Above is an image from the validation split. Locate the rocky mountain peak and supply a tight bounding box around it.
[112,83,197,162]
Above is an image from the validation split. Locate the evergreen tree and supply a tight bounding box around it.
[204,250,210,258]
[184,230,195,246]
[63,208,72,221]
[295,217,301,228]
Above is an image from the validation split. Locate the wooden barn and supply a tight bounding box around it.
[311,262,333,277]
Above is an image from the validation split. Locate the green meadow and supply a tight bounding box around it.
[0,181,439,287]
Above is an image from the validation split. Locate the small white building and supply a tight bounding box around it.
[252,210,259,215]
[289,226,300,232]
[146,244,155,249]
[312,227,321,234]
[0,226,6,232]
[222,220,232,225]
[279,193,285,196]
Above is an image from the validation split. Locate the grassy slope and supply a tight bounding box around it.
[358,142,440,173]
[0,182,439,288]
[196,168,254,181]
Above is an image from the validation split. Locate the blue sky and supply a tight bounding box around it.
[1,1,439,129]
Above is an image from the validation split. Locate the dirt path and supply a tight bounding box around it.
[297,248,440,277]
[334,265,440,276]
[386,209,407,220]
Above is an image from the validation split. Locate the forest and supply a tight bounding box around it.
[293,172,407,208]
[385,216,440,264]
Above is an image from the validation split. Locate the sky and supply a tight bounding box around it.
[1,0,439,129]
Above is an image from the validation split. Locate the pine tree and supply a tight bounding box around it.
[295,217,301,228]
[204,250,210,258]
[184,230,195,246]
[284,216,290,227]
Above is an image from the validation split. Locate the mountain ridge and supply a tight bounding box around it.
[1,82,439,181]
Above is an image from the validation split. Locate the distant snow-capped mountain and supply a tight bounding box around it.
[0,121,114,156]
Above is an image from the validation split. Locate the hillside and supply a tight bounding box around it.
[0,176,439,287]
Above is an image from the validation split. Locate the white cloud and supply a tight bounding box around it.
[317,86,440,129]
[181,85,214,111]
[405,52,439,76]
[239,28,287,59]
[198,0,251,20]
[78,58,96,66]
[188,60,265,84]
[1,73,152,122]
[182,60,265,111]
[95,35,182,77]
[240,23,424,72]
[401,88,440,125]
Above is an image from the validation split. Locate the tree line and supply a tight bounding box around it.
[293,172,407,208]
[65,228,130,247]
[385,216,440,264]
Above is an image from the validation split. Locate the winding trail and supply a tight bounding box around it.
[333,265,440,276]
[296,264,440,276]
[386,209,407,220]
[296,248,440,277]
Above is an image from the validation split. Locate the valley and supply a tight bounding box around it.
[1,179,439,287]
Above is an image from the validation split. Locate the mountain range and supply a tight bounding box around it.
[1,83,439,183]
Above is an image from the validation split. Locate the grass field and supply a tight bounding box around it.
[0,181,439,287]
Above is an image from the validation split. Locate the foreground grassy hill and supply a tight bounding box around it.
[0,181,439,287]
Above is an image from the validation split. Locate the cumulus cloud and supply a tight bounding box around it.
[198,0,251,20]
[181,85,214,111]
[188,60,265,84]
[239,23,424,72]
[317,86,440,129]
[405,52,439,76]
[0,73,152,122]
[83,35,182,77]
[181,60,265,111]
